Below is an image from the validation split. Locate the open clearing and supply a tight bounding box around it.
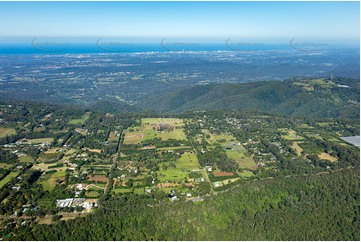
[157,146,192,151]
[156,153,199,182]
[33,162,64,171]
[142,118,184,126]
[107,131,119,142]
[44,148,59,154]
[88,175,108,183]
[298,124,313,129]
[23,138,54,144]
[68,112,90,125]
[204,131,235,145]
[213,171,235,177]
[19,155,33,163]
[112,188,133,194]
[291,142,303,156]
[0,163,12,168]
[226,149,246,161]
[123,131,143,144]
[177,152,199,170]
[0,127,16,138]
[157,168,189,182]
[237,156,258,170]
[86,190,101,197]
[124,118,187,144]
[88,149,102,153]
[0,172,19,188]
[279,128,304,141]
[318,153,338,162]
[40,171,66,190]
[239,170,255,178]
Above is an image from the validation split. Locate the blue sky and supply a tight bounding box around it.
[0,1,359,43]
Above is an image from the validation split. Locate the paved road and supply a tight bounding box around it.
[104,129,125,193]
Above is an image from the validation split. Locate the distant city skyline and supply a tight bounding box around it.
[0,1,359,44]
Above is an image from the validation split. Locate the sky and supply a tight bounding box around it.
[0,1,359,43]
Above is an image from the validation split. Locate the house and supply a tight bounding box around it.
[82,199,98,209]
[76,184,84,190]
[56,198,74,208]
[214,182,220,188]
[205,166,212,172]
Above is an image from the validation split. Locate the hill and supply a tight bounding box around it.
[89,100,141,113]
[140,78,360,118]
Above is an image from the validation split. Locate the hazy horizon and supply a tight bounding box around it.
[0,1,359,42]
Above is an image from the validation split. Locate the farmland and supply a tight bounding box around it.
[124,118,187,145]
[0,101,359,241]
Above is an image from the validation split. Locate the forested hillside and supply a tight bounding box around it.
[12,168,359,241]
[140,78,359,118]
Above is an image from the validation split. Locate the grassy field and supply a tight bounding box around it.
[112,188,133,194]
[318,152,338,162]
[40,171,67,190]
[211,133,235,143]
[177,152,200,170]
[44,148,59,154]
[317,122,332,127]
[157,168,189,182]
[305,133,324,140]
[19,155,33,163]
[0,172,19,188]
[155,129,187,141]
[157,146,192,151]
[0,127,16,138]
[298,123,314,129]
[86,190,101,197]
[291,142,303,156]
[24,138,54,144]
[124,118,187,144]
[202,130,235,145]
[0,163,12,168]
[60,212,89,221]
[60,149,78,161]
[237,156,258,170]
[142,118,184,126]
[68,112,91,125]
[37,216,53,225]
[328,137,342,142]
[239,170,255,178]
[33,162,64,171]
[157,152,200,182]
[279,128,304,141]
[107,131,119,142]
[226,149,246,160]
[123,131,144,144]
[215,178,240,186]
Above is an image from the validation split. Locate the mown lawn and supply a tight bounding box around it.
[0,172,19,188]
[68,112,90,125]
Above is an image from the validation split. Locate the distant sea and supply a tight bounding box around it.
[0,41,350,55]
